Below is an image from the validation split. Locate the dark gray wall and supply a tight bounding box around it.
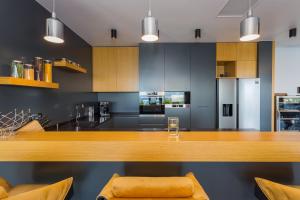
[0,0,97,124]
[258,42,273,131]
[97,93,139,113]
[0,162,299,200]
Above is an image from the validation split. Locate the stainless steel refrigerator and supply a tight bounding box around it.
[218,78,260,130]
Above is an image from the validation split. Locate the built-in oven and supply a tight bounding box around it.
[164,92,191,130]
[164,92,190,108]
[139,92,165,115]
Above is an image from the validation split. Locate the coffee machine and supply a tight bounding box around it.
[99,101,111,116]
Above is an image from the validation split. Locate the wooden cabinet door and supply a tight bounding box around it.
[93,47,117,92]
[216,43,237,61]
[236,61,257,78]
[237,42,257,61]
[116,47,139,92]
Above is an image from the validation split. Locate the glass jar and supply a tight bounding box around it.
[44,60,52,83]
[168,117,179,137]
[11,60,24,78]
[24,64,34,80]
[34,57,43,81]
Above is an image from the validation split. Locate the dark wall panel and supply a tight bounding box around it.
[0,0,97,124]
[191,43,216,130]
[98,93,139,113]
[258,42,273,131]
[0,162,299,200]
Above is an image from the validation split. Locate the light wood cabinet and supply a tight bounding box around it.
[237,43,257,61]
[236,61,257,78]
[93,47,139,92]
[216,42,257,78]
[216,43,237,61]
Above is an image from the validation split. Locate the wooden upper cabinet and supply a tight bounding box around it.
[116,47,139,92]
[93,47,139,92]
[236,61,257,78]
[93,48,117,92]
[216,43,237,61]
[237,43,257,61]
[216,42,257,78]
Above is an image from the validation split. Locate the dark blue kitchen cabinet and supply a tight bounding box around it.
[139,43,165,91]
[164,44,190,91]
[190,43,216,130]
[165,108,191,130]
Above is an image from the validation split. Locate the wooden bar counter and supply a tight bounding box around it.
[1,131,300,162]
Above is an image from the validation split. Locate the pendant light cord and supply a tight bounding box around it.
[148,0,152,17]
[52,0,56,18]
[248,0,253,17]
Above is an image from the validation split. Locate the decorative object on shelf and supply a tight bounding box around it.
[141,0,159,42]
[44,0,64,44]
[44,60,53,83]
[10,60,23,78]
[54,58,87,73]
[34,57,44,81]
[24,64,34,80]
[0,77,59,89]
[0,109,30,138]
[240,0,260,41]
[168,117,179,137]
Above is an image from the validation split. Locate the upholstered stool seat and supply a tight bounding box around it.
[97,172,209,200]
[255,177,300,200]
[0,177,73,200]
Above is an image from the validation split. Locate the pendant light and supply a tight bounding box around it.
[44,0,64,44]
[240,0,260,42]
[141,0,159,42]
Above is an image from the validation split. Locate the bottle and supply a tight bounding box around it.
[44,60,52,83]
[34,57,43,81]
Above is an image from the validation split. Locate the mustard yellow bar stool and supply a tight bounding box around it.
[97,172,209,200]
[0,177,73,200]
[255,177,300,200]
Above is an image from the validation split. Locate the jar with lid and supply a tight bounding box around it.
[11,60,24,78]
[44,60,52,83]
[34,57,43,81]
[24,64,34,80]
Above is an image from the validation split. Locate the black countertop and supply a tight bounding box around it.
[45,113,187,131]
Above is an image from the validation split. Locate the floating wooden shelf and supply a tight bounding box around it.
[0,77,59,89]
[54,61,87,73]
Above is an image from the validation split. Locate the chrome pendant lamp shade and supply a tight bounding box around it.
[141,0,159,42]
[44,0,64,44]
[240,0,260,41]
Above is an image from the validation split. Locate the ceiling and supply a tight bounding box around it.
[36,0,300,46]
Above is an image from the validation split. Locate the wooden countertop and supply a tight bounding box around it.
[1,131,300,162]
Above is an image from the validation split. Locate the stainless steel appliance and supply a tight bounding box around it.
[139,92,165,115]
[218,78,260,130]
[165,92,190,108]
[164,92,191,130]
[100,101,111,116]
[276,96,300,131]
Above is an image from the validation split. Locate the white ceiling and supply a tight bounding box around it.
[36,0,300,46]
